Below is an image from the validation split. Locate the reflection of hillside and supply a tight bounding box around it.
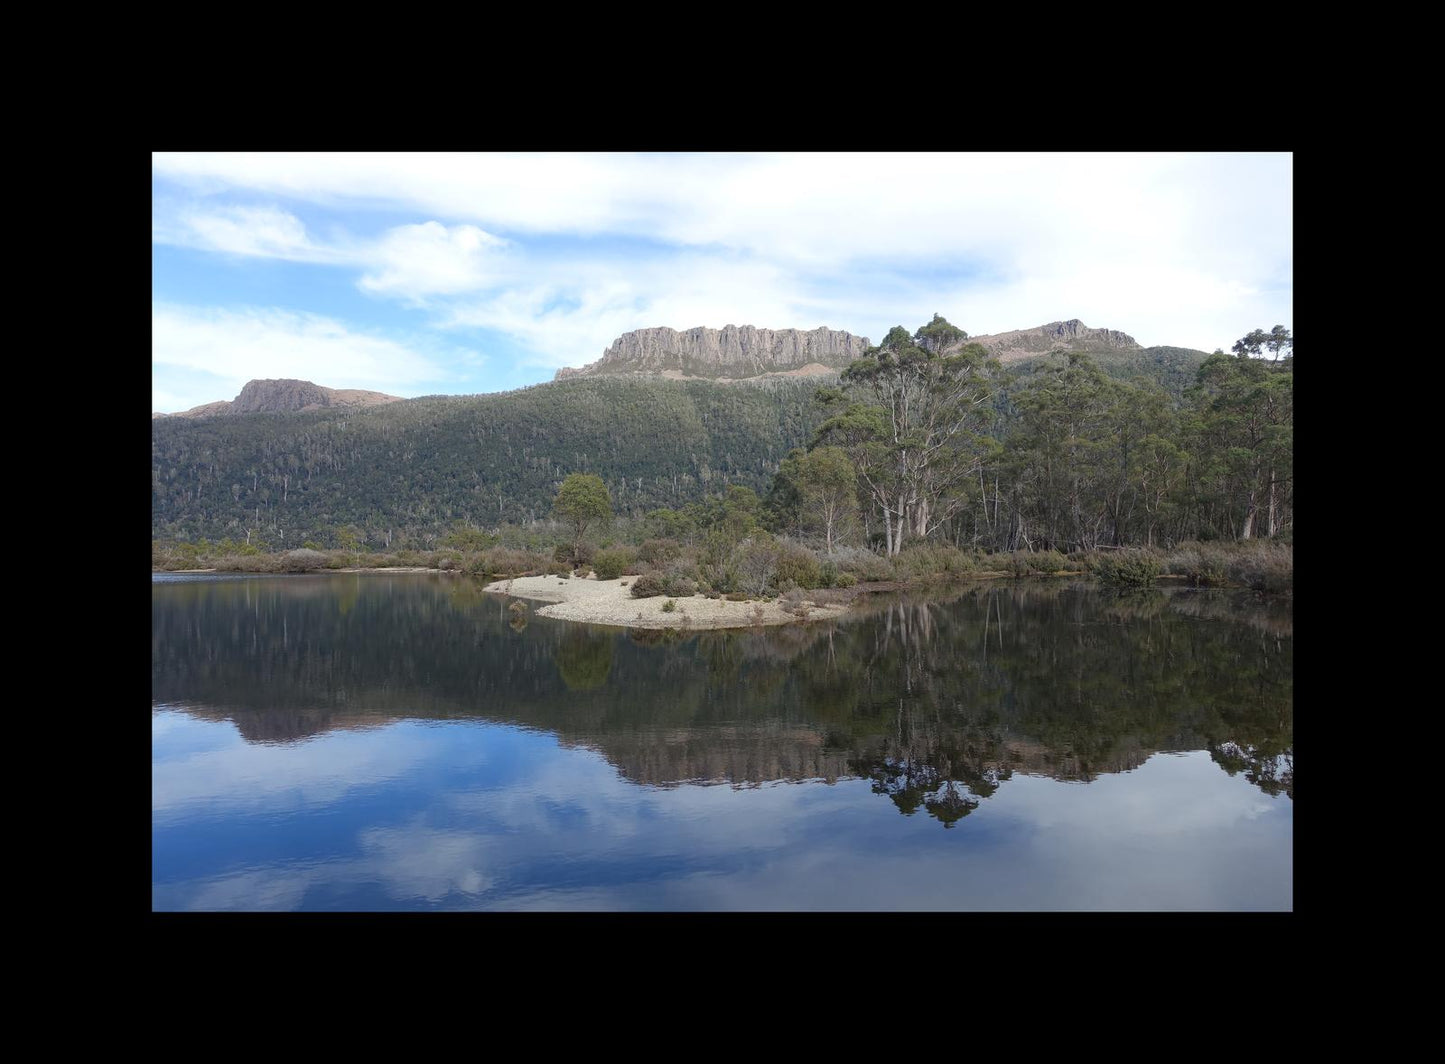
[575,725,854,787]
[153,576,1292,808]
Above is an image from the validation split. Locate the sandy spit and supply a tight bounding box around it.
[482,575,849,630]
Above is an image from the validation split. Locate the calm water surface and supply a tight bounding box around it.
[152,572,1292,910]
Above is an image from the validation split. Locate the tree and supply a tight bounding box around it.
[552,473,611,562]
[1187,339,1292,539]
[795,446,858,554]
[818,316,1000,555]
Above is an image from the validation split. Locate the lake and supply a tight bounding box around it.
[152,572,1292,910]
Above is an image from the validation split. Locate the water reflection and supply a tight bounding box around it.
[153,575,1292,804]
[153,574,1291,909]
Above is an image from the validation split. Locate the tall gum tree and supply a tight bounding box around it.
[817,316,1000,555]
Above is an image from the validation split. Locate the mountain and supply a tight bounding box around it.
[154,378,402,419]
[151,321,1213,547]
[152,375,832,545]
[965,319,1141,362]
[555,325,871,381]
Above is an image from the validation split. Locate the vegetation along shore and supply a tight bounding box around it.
[153,318,1293,627]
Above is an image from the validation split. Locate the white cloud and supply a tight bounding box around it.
[152,152,1293,381]
[358,221,509,300]
[151,303,453,412]
[175,204,335,262]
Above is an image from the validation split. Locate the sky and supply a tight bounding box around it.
[151,152,1293,413]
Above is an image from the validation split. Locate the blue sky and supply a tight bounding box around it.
[151,152,1293,413]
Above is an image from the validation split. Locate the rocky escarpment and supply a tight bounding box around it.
[157,379,403,419]
[966,319,1140,363]
[556,325,871,381]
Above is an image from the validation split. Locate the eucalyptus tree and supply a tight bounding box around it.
[817,316,1000,555]
[1187,347,1293,539]
[553,473,612,562]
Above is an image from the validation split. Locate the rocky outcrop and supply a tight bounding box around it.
[161,379,402,418]
[556,325,871,381]
[966,319,1141,363]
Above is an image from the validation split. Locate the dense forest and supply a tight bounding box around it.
[152,318,1289,557]
[151,376,828,548]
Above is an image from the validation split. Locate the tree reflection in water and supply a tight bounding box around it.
[153,575,1292,820]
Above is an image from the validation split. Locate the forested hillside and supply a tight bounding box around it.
[152,376,829,548]
[150,336,1231,551]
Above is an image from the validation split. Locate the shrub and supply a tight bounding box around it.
[638,538,682,567]
[1164,544,1228,587]
[773,542,823,590]
[732,536,783,597]
[661,599,677,613]
[592,547,635,580]
[894,543,975,580]
[1224,541,1293,593]
[1026,549,1067,574]
[630,573,667,598]
[554,542,595,566]
[833,546,893,582]
[1092,551,1162,587]
[662,574,696,597]
[834,572,857,588]
[479,547,546,579]
[281,548,329,572]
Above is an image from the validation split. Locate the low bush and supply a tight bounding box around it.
[773,542,823,590]
[1224,541,1293,593]
[281,548,329,572]
[554,542,595,566]
[630,573,667,598]
[638,538,682,567]
[1091,551,1162,587]
[1164,543,1228,587]
[832,546,894,582]
[662,574,696,597]
[661,599,677,613]
[592,547,635,580]
[894,543,976,580]
[1026,549,1067,574]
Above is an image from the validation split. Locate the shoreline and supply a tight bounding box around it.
[483,575,850,630]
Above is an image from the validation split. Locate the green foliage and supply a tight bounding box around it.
[554,473,612,557]
[150,327,1289,559]
[661,599,677,613]
[773,542,823,590]
[281,548,329,571]
[152,376,832,547]
[661,573,697,597]
[630,573,667,598]
[591,547,635,580]
[443,525,497,551]
[1090,551,1162,587]
[893,543,976,580]
[637,538,681,567]
[822,316,999,556]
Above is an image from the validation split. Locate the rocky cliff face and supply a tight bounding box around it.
[158,379,402,419]
[556,325,871,381]
[966,319,1140,362]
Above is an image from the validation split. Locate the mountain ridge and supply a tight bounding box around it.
[154,378,402,419]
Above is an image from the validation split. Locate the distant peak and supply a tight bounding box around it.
[555,325,871,381]
[160,378,403,419]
